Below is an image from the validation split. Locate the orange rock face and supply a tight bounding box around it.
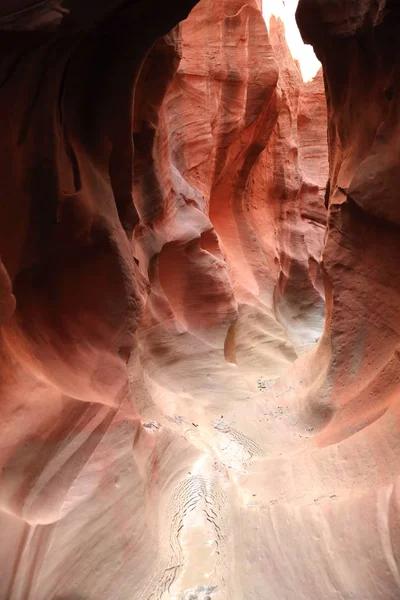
[134,6,328,416]
[252,2,400,598]
[9,0,397,598]
[296,0,400,446]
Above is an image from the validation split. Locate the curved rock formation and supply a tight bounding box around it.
[135,5,328,418]
[0,1,199,597]
[239,2,400,598]
[296,0,400,446]
[9,0,398,598]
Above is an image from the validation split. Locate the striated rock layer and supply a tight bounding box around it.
[244,1,400,598]
[135,5,328,420]
[9,0,400,598]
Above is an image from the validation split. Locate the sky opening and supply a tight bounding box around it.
[262,0,321,81]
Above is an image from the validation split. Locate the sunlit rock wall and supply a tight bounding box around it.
[135,3,328,416]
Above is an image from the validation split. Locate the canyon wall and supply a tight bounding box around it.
[241,1,400,598]
[224,3,400,597]
[6,0,396,598]
[0,2,202,598]
[134,4,328,432]
[296,0,400,445]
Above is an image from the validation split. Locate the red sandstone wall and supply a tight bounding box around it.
[0,1,333,598]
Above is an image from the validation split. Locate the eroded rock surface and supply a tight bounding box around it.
[9,0,399,598]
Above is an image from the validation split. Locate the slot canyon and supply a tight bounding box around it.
[0,0,399,598]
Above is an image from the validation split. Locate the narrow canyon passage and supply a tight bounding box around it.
[0,1,400,600]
